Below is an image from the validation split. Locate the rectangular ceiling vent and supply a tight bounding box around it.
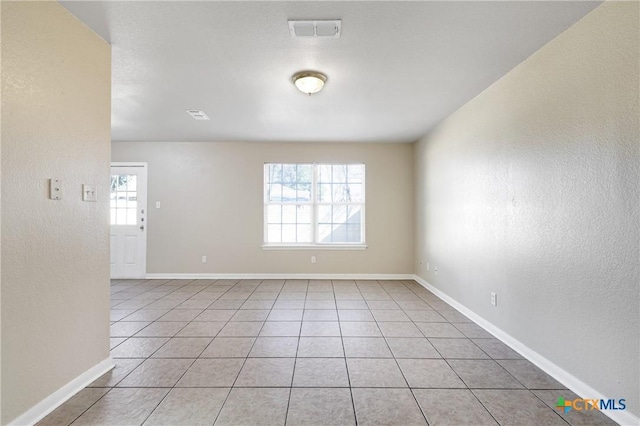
[186,110,210,120]
[288,20,341,38]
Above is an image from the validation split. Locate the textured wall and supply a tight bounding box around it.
[1,2,111,423]
[414,2,639,417]
[112,141,414,275]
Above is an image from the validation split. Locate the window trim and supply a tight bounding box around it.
[263,163,366,248]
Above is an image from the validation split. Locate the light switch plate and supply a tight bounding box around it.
[83,184,97,202]
[49,179,62,200]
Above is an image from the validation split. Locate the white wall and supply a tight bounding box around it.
[1,2,111,423]
[414,1,639,418]
[112,141,414,275]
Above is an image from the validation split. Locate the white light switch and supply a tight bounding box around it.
[82,184,97,202]
[156,201,161,209]
[49,179,62,200]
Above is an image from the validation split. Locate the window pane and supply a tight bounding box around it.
[116,194,126,208]
[333,205,347,223]
[348,164,364,183]
[297,205,311,224]
[296,184,311,202]
[347,205,362,224]
[298,165,313,183]
[318,183,331,202]
[268,184,282,202]
[349,184,363,202]
[268,225,281,243]
[267,205,281,224]
[282,164,297,185]
[318,205,332,224]
[126,208,137,225]
[116,209,126,224]
[128,175,137,191]
[282,205,297,223]
[282,224,296,243]
[318,224,332,243]
[318,165,332,183]
[332,165,347,183]
[297,225,312,242]
[268,164,283,183]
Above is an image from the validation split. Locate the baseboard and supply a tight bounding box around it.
[412,275,639,426]
[8,357,115,426]
[144,273,415,280]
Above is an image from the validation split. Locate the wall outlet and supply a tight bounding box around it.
[311,256,316,264]
[434,266,438,275]
[156,201,161,208]
[201,256,207,263]
[491,292,497,306]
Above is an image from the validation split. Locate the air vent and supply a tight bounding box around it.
[288,20,341,38]
[186,110,210,120]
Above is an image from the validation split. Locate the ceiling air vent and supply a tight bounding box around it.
[288,20,341,38]
[186,110,210,120]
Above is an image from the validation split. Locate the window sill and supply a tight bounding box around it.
[262,244,367,251]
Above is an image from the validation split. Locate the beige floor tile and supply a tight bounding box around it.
[343,337,393,358]
[235,358,295,387]
[214,388,289,426]
[336,300,368,310]
[249,337,299,357]
[429,338,490,358]
[366,300,400,310]
[305,300,336,309]
[111,337,169,358]
[397,359,466,388]
[37,388,108,426]
[454,322,495,338]
[176,321,225,337]
[230,309,270,321]
[303,309,338,321]
[152,337,211,358]
[267,309,304,321]
[200,337,255,357]
[122,310,169,322]
[287,388,355,426]
[72,388,169,426]
[143,388,229,426]
[110,321,152,337]
[88,359,144,388]
[208,300,244,310]
[217,321,263,337]
[273,299,305,309]
[158,309,203,322]
[297,337,345,357]
[338,309,374,321]
[347,358,407,387]
[175,299,214,309]
[473,389,568,426]
[340,322,382,337]
[532,389,619,426]
[259,321,301,337]
[371,309,411,322]
[497,359,566,389]
[240,299,275,310]
[405,310,447,322]
[352,388,427,425]
[195,309,236,322]
[176,358,244,387]
[449,359,525,389]
[472,338,524,359]
[416,322,465,338]
[134,322,188,337]
[377,321,423,337]
[301,321,341,336]
[413,389,498,426]
[386,337,441,358]
[118,358,193,387]
[292,358,349,387]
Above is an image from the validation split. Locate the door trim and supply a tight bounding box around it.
[110,162,148,279]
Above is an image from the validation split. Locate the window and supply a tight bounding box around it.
[110,174,138,225]
[264,163,365,247]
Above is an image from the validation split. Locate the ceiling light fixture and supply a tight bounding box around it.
[292,71,327,95]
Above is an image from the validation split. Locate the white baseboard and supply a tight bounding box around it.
[412,275,639,426]
[8,357,115,426]
[144,273,415,280]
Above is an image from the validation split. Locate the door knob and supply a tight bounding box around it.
[140,225,145,231]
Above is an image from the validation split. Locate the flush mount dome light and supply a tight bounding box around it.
[292,71,327,95]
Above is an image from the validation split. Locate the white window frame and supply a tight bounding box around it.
[263,163,367,250]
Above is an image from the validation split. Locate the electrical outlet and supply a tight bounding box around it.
[434,266,438,275]
[156,201,161,208]
[491,292,497,306]
[311,256,316,264]
[49,178,62,200]
[201,256,207,263]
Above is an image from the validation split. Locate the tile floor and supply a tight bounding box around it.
[39,279,617,426]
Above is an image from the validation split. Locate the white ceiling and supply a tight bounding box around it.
[61,1,600,143]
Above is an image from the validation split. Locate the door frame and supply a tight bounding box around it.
[110,162,148,279]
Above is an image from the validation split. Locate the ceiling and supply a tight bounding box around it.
[61,1,600,143]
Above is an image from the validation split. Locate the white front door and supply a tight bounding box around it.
[110,163,147,278]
